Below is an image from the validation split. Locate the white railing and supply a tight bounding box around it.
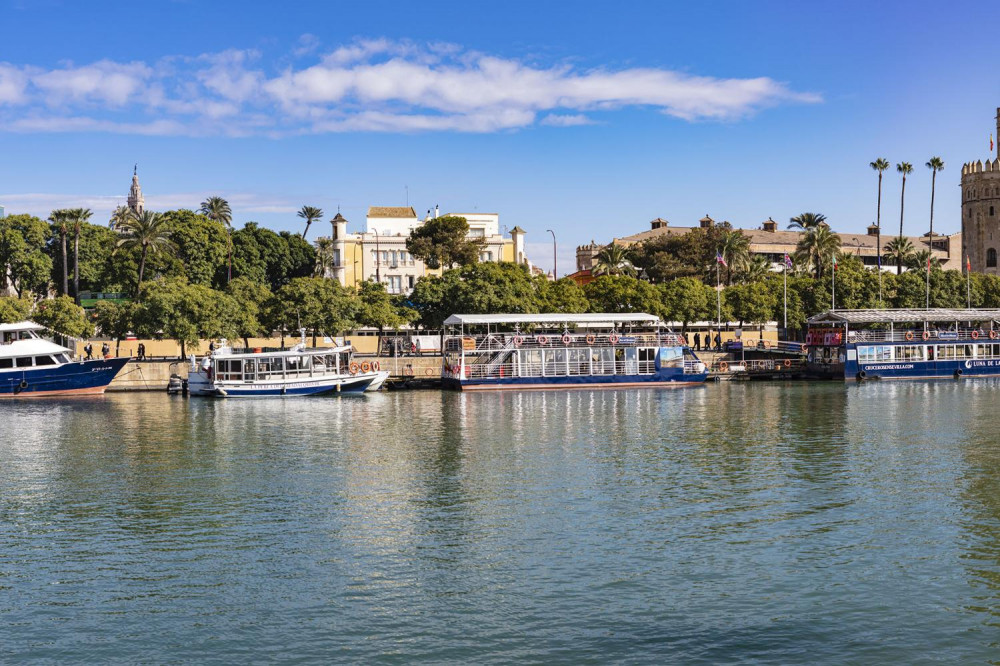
[846,328,997,343]
[446,333,688,353]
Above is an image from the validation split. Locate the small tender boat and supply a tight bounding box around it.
[187,338,388,397]
[441,313,708,390]
[0,321,129,396]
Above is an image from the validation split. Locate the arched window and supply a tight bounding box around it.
[988,248,997,268]
[991,206,995,216]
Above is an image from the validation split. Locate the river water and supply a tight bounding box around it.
[2,382,1000,663]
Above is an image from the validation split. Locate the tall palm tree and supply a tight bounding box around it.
[717,229,751,285]
[788,212,827,230]
[593,243,636,277]
[48,209,71,296]
[115,210,176,298]
[795,224,841,280]
[883,237,915,271]
[896,161,913,273]
[68,208,92,303]
[926,157,945,238]
[298,205,323,240]
[109,205,131,231]
[314,237,335,277]
[200,196,233,283]
[739,254,771,283]
[907,248,941,272]
[870,158,890,279]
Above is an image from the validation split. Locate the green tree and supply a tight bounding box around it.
[137,278,242,357]
[0,214,53,298]
[200,196,233,283]
[896,161,914,273]
[584,275,665,317]
[271,277,359,346]
[883,237,915,272]
[115,210,177,298]
[31,295,94,339]
[297,205,323,240]
[109,205,131,231]
[405,215,484,269]
[48,219,119,295]
[631,225,731,284]
[314,237,335,277]
[408,263,540,328]
[795,224,841,280]
[593,242,637,277]
[661,277,713,332]
[160,209,229,287]
[788,212,827,230]
[0,296,34,323]
[280,231,317,284]
[724,282,777,337]
[906,249,941,272]
[357,280,406,330]
[738,255,771,283]
[717,229,751,285]
[926,156,944,238]
[535,276,589,313]
[225,276,273,347]
[93,300,138,356]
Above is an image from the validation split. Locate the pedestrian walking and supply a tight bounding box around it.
[101,342,110,358]
[84,343,93,360]
[714,332,722,351]
[137,342,146,360]
[209,340,216,353]
[693,332,701,351]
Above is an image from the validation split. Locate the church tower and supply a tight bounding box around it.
[127,165,145,215]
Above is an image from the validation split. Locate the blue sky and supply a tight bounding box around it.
[1,1,998,275]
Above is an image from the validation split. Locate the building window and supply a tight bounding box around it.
[408,276,415,289]
[387,276,402,293]
[989,249,997,268]
[991,206,995,216]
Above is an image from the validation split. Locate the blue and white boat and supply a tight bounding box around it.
[0,321,128,396]
[807,308,1000,381]
[187,338,389,397]
[441,313,708,391]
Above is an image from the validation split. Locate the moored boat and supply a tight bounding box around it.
[807,308,1000,380]
[187,338,388,397]
[441,313,708,390]
[0,321,129,396]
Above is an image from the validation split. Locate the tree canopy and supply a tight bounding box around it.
[405,215,484,269]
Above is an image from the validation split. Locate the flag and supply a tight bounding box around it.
[927,256,931,273]
[968,255,972,272]
[832,253,838,271]
[784,253,793,269]
[716,251,727,267]
[992,133,995,152]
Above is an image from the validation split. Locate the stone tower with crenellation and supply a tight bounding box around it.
[961,108,1000,274]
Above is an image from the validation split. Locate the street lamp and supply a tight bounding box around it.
[546,229,557,279]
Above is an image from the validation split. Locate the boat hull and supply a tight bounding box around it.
[443,371,708,391]
[0,357,130,396]
[191,370,389,397]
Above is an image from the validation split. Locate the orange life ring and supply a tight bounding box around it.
[361,361,371,373]
[763,340,770,349]
[425,368,434,376]
[609,334,620,344]
[719,361,729,372]
[562,334,572,345]
[905,331,914,341]
[586,334,595,344]
[349,362,359,374]
[972,330,980,340]
[537,335,549,345]
[372,360,380,371]
[784,359,791,368]
[922,331,930,341]
[513,335,524,346]
[992,330,998,340]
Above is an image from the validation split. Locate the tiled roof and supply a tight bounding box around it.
[367,206,417,218]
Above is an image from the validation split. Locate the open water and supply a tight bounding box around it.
[2,382,1000,663]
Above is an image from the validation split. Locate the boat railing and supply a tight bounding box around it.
[847,327,996,343]
[712,358,806,373]
[450,332,687,353]
[458,358,663,379]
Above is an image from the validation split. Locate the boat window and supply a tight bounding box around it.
[638,348,656,374]
[568,348,589,375]
[593,348,615,375]
[520,349,542,377]
[34,355,56,366]
[54,353,70,364]
[896,346,925,361]
[0,358,11,369]
[544,348,567,375]
[15,357,32,368]
[624,347,638,375]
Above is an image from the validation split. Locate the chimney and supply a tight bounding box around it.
[650,217,668,230]
[434,204,439,218]
[762,217,777,232]
[699,214,713,229]
[867,223,879,236]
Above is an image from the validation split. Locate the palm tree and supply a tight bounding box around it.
[907,248,941,272]
[926,157,945,238]
[314,237,335,277]
[109,205,131,231]
[593,243,636,276]
[883,237,915,271]
[896,161,913,273]
[200,196,233,283]
[298,205,323,240]
[870,158,890,274]
[739,255,771,283]
[788,212,827,230]
[48,209,71,296]
[795,224,842,279]
[68,208,92,303]
[717,229,751,285]
[115,210,176,298]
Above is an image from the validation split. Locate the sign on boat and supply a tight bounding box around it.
[441,313,708,390]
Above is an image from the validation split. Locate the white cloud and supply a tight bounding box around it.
[0,39,821,136]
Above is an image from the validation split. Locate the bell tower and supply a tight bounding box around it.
[127,164,144,215]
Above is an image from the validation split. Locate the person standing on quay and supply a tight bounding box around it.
[101,342,110,358]
[714,331,722,351]
[693,332,701,351]
[137,342,146,361]
[84,342,93,360]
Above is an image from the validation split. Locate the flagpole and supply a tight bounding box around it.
[716,258,721,328]
[968,256,972,308]
[783,260,788,331]
[925,259,930,310]
[831,255,836,310]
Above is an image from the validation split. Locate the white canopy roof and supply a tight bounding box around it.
[0,321,45,333]
[444,313,662,326]
[808,308,1000,325]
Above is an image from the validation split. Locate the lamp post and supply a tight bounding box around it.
[546,229,557,279]
[374,229,381,283]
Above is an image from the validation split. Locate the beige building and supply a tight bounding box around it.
[577,215,962,273]
[328,206,533,294]
[961,108,1000,273]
